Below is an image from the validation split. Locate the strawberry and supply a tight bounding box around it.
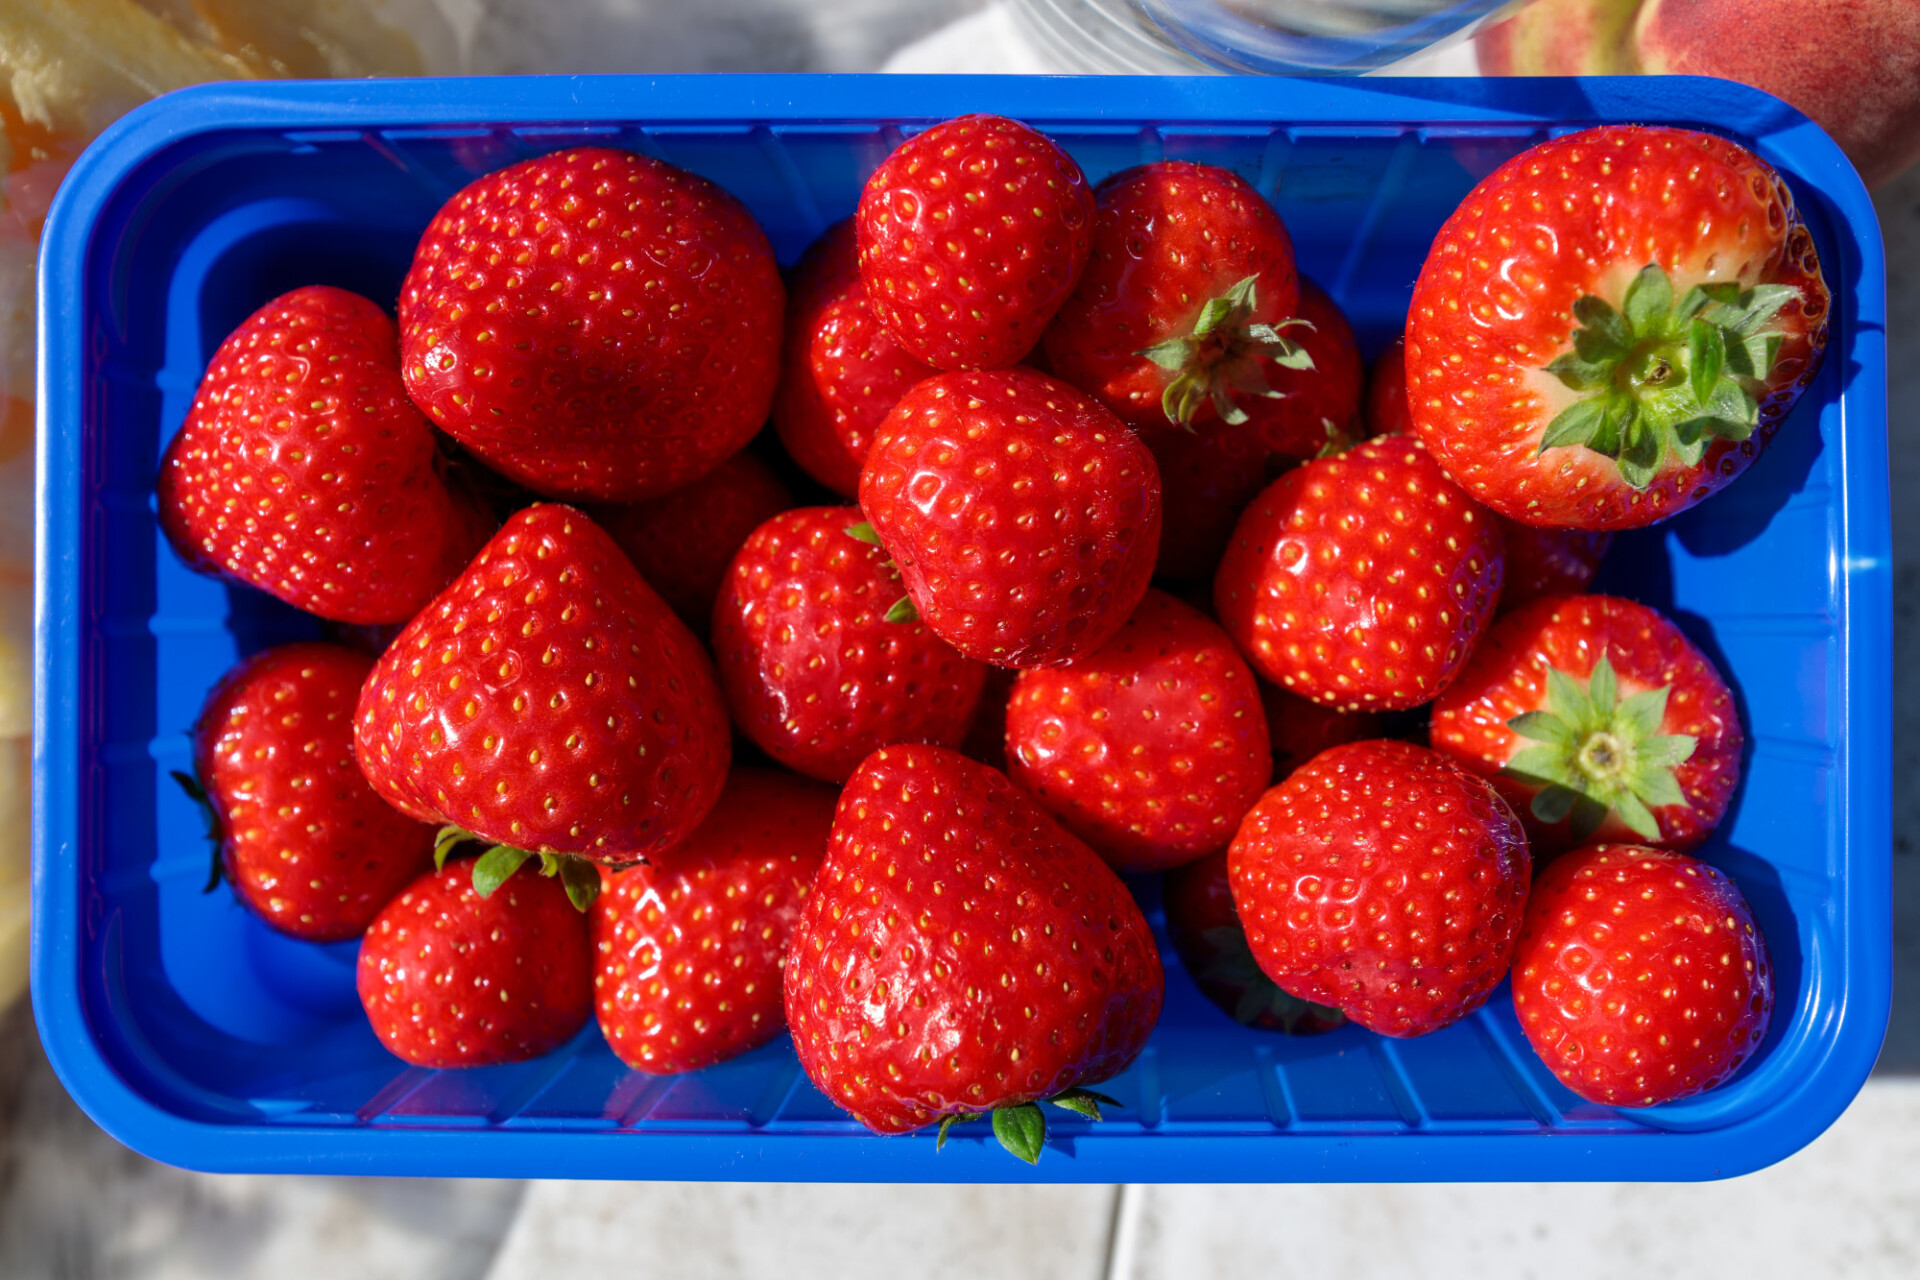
[1254,278,1366,460]
[399,146,784,503]
[1228,739,1531,1037]
[358,857,593,1067]
[859,367,1161,668]
[1406,125,1830,530]
[183,642,434,943]
[592,449,792,634]
[1213,435,1505,711]
[353,504,731,906]
[1005,590,1271,873]
[784,744,1163,1163]
[773,221,937,496]
[1040,160,1310,437]
[711,506,986,783]
[1163,848,1345,1035]
[958,665,1018,773]
[1429,594,1741,856]
[1363,334,1413,439]
[594,767,836,1074]
[1259,681,1383,781]
[1142,418,1281,583]
[1499,524,1613,612]
[1364,333,1611,608]
[856,114,1094,371]
[1511,843,1773,1107]
[157,285,494,625]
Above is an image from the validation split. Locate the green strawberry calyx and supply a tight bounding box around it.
[1501,654,1698,844]
[434,825,633,913]
[170,768,226,894]
[845,521,920,624]
[1137,274,1315,431]
[933,1086,1124,1165]
[1539,262,1799,489]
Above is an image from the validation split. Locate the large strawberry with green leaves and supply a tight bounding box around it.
[1407,125,1829,529]
[353,504,730,909]
[1430,594,1742,856]
[784,744,1163,1164]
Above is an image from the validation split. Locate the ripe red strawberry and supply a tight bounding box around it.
[1213,435,1505,711]
[1040,160,1309,437]
[594,768,836,1074]
[773,221,937,496]
[1511,843,1773,1107]
[1364,334,1413,439]
[860,367,1161,668]
[185,642,434,943]
[400,146,784,502]
[358,857,593,1067]
[1163,848,1345,1035]
[1499,524,1613,612]
[1429,594,1741,855]
[712,506,986,783]
[959,665,1019,773]
[591,450,792,634]
[856,114,1094,371]
[784,744,1163,1162]
[1259,681,1383,781]
[1255,278,1367,459]
[158,285,494,625]
[1229,739,1531,1037]
[1005,590,1271,873]
[1364,332,1611,608]
[1407,125,1830,530]
[1142,418,1281,583]
[354,505,731,903]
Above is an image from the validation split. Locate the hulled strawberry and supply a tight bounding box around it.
[594,768,836,1074]
[1040,161,1310,437]
[1499,524,1613,612]
[856,114,1094,371]
[354,505,730,906]
[1213,435,1505,711]
[859,368,1161,668]
[1511,843,1773,1107]
[1229,739,1531,1037]
[1429,594,1741,855]
[158,285,494,625]
[1407,125,1830,529]
[1259,681,1384,781]
[185,642,433,943]
[400,147,784,502]
[712,506,986,783]
[358,857,593,1068]
[592,450,793,634]
[1005,590,1271,873]
[773,221,937,496]
[1164,848,1345,1035]
[784,744,1163,1163]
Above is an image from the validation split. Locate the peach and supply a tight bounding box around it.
[1475,0,1639,75]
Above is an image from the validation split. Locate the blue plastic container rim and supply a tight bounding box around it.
[32,74,1891,1182]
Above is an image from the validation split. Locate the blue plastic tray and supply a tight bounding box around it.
[34,75,1889,1181]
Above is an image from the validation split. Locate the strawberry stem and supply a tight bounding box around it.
[1135,274,1315,431]
[438,826,604,911]
[931,1087,1124,1164]
[170,769,225,893]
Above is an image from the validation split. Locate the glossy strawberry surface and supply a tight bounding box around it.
[784,744,1163,1136]
[194,643,433,943]
[1006,590,1271,873]
[592,450,793,634]
[857,115,1094,370]
[594,768,836,1074]
[773,222,937,496]
[1511,843,1772,1107]
[358,859,593,1068]
[158,285,494,625]
[1407,126,1830,529]
[860,367,1161,668]
[1041,160,1301,434]
[712,506,986,783]
[1229,739,1531,1037]
[1213,436,1505,711]
[354,505,730,863]
[400,147,784,502]
[1430,594,1741,855]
